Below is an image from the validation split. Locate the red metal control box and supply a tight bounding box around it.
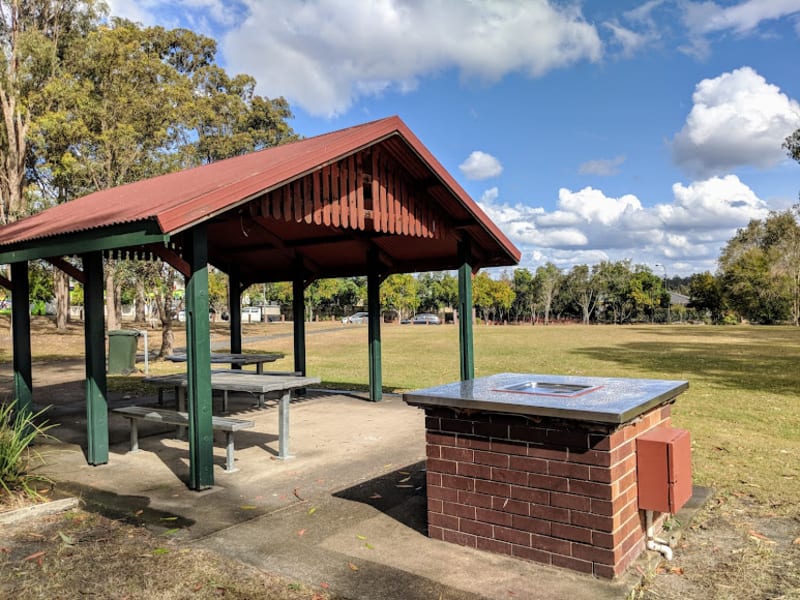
[636,427,692,514]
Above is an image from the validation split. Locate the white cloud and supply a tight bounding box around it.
[477,175,769,274]
[671,67,800,178]
[221,0,602,116]
[681,0,800,58]
[578,155,626,176]
[603,21,651,57]
[459,151,503,180]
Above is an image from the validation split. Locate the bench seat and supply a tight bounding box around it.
[112,406,254,473]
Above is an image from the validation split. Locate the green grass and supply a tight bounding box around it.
[244,322,800,513]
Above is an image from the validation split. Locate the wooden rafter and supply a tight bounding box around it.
[45,257,86,284]
[147,244,191,278]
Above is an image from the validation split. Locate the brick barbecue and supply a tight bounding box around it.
[404,373,689,579]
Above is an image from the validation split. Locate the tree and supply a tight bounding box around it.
[687,272,725,323]
[595,260,635,323]
[33,19,295,350]
[472,271,494,324]
[629,267,665,322]
[563,264,599,324]
[718,211,800,324]
[380,273,418,320]
[534,263,561,325]
[511,268,536,323]
[0,0,103,225]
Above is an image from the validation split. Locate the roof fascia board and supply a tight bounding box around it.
[0,222,168,265]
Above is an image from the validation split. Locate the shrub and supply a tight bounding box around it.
[0,401,55,499]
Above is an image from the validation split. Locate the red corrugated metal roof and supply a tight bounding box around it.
[0,116,520,267]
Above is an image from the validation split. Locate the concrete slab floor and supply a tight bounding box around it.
[27,387,707,600]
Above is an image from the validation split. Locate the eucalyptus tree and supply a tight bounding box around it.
[33,19,295,351]
[563,264,600,324]
[0,0,103,225]
[380,273,418,321]
[534,262,561,325]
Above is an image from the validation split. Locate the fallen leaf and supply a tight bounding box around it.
[308,507,317,515]
[399,471,410,475]
[193,583,203,591]
[298,529,306,536]
[655,566,666,574]
[134,510,144,516]
[160,516,178,521]
[162,528,180,536]
[239,505,257,510]
[152,548,170,555]
[320,582,330,589]
[669,566,685,575]
[369,493,382,499]
[365,542,374,550]
[356,535,367,540]
[398,477,410,483]
[23,551,46,562]
[396,484,412,488]
[58,531,74,546]
[348,562,359,572]
[748,530,775,543]
[293,488,305,501]
[793,537,800,545]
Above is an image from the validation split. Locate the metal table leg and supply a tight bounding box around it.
[277,390,293,459]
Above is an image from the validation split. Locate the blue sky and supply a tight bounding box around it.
[108,0,800,276]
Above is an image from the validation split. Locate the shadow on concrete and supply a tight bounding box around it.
[54,480,196,531]
[334,461,428,535]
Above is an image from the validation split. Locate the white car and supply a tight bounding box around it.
[342,311,369,324]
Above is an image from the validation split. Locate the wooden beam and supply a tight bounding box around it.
[0,222,167,264]
[45,257,86,284]
[147,244,191,278]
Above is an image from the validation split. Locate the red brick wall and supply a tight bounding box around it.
[424,404,672,578]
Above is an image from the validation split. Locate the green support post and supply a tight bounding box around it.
[292,276,306,377]
[184,225,214,490]
[81,252,109,465]
[367,260,383,402]
[229,270,242,364]
[10,262,32,417]
[458,239,475,381]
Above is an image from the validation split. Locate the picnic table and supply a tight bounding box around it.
[167,352,281,374]
[143,371,321,459]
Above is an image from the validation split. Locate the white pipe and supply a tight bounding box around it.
[646,510,673,561]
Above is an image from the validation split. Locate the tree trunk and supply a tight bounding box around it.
[105,262,118,331]
[54,268,70,329]
[156,290,175,357]
[135,280,146,322]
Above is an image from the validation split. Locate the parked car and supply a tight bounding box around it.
[411,313,441,325]
[342,311,369,324]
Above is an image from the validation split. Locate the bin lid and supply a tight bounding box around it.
[108,329,140,336]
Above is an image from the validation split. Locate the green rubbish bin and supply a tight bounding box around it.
[108,329,140,375]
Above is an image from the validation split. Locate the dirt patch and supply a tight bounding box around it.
[0,504,334,599]
[636,494,800,599]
